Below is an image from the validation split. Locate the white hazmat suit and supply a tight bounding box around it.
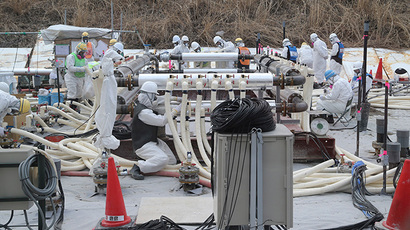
[132,93,177,173]
[297,44,313,68]
[311,34,328,83]
[64,53,89,100]
[214,36,236,68]
[317,75,352,114]
[0,91,20,136]
[94,47,124,150]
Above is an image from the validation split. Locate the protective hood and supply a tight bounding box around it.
[138,93,154,109]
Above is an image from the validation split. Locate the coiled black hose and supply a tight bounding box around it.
[18,153,58,230]
[210,98,276,133]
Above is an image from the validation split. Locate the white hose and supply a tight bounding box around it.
[293,159,335,182]
[200,108,212,155]
[195,81,212,168]
[239,80,247,99]
[164,79,211,179]
[211,79,218,111]
[10,128,59,149]
[54,103,89,120]
[225,80,234,100]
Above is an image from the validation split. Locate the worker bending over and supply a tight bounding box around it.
[0,83,30,137]
[130,81,180,180]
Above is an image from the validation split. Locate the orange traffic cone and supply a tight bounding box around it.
[101,157,131,227]
[375,58,383,80]
[382,159,410,229]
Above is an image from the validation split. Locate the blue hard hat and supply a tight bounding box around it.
[325,70,336,80]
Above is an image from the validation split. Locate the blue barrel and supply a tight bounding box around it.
[51,92,64,105]
[38,95,51,105]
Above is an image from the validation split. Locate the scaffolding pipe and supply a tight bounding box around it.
[168,53,253,62]
[115,53,155,78]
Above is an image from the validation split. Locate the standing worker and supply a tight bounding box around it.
[81,32,97,61]
[317,70,352,117]
[213,36,236,68]
[0,85,30,137]
[310,33,328,88]
[235,38,251,69]
[170,35,186,70]
[64,42,92,109]
[297,42,313,68]
[329,33,344,75]
[129,81,180,180]
[191,42,210,68]
[281,38,298,63]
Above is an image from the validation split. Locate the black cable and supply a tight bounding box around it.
[393,161,403,188]
[0,210,13,228]
[211,98,275,134]
[53,179,65,230]
[293,132,332,160]
[73,105,100,135]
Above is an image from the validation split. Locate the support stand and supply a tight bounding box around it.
[250,128,263,230]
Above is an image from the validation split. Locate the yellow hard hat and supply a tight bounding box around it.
[109,39,117,46]
[82,32,89,37]
[19,98,30,113]
[301,42,308,46]
[235,38,243,43]
[76,42,87,52]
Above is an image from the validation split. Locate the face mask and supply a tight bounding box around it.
[77,51,85,59]
[83,37,89,43]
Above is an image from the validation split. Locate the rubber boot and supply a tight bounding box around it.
[130,164,144,180]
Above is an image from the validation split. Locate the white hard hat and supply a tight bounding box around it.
[353,62,362,71]
[172,35,180,43]
[329,33,338,43]
[0,82,9,93]
[213,36,222,45]
[113,42,124,53]
[310,33,318,42]
[191,42,200,50]
[140,81,158,94]
[282,38,291,47]
[182,35,189,42]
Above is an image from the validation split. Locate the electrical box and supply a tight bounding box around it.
[213,124,293,228]
[0,147,34,210]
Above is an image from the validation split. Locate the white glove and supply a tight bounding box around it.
[84,66,93,76]
[0,127,5,137]
[320,95,325,100]
[171,104,182,117]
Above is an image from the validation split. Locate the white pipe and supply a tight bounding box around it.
[195,80,212,168]
[180,53,243,61]
[58,138,97,159]
[1,68,52,75]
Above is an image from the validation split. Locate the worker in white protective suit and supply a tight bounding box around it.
[170,35,187,70]
[281,38,298,63]
[94,42,125,150]
[350,62,373,104]
[0,88,30,137]
[297,42,313,68]
[64,42,92,110]
[317,70,353,117]
[213,35,236,68]
[130,81,180,180]
[329,33,344,75]
[191,42,210,68]
[310,33,328,88]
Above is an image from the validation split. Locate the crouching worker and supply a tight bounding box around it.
[317,70,352,117]
[130,81,180,180]
[0,83,30,137]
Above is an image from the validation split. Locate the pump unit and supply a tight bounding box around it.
[213,124,293,228]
